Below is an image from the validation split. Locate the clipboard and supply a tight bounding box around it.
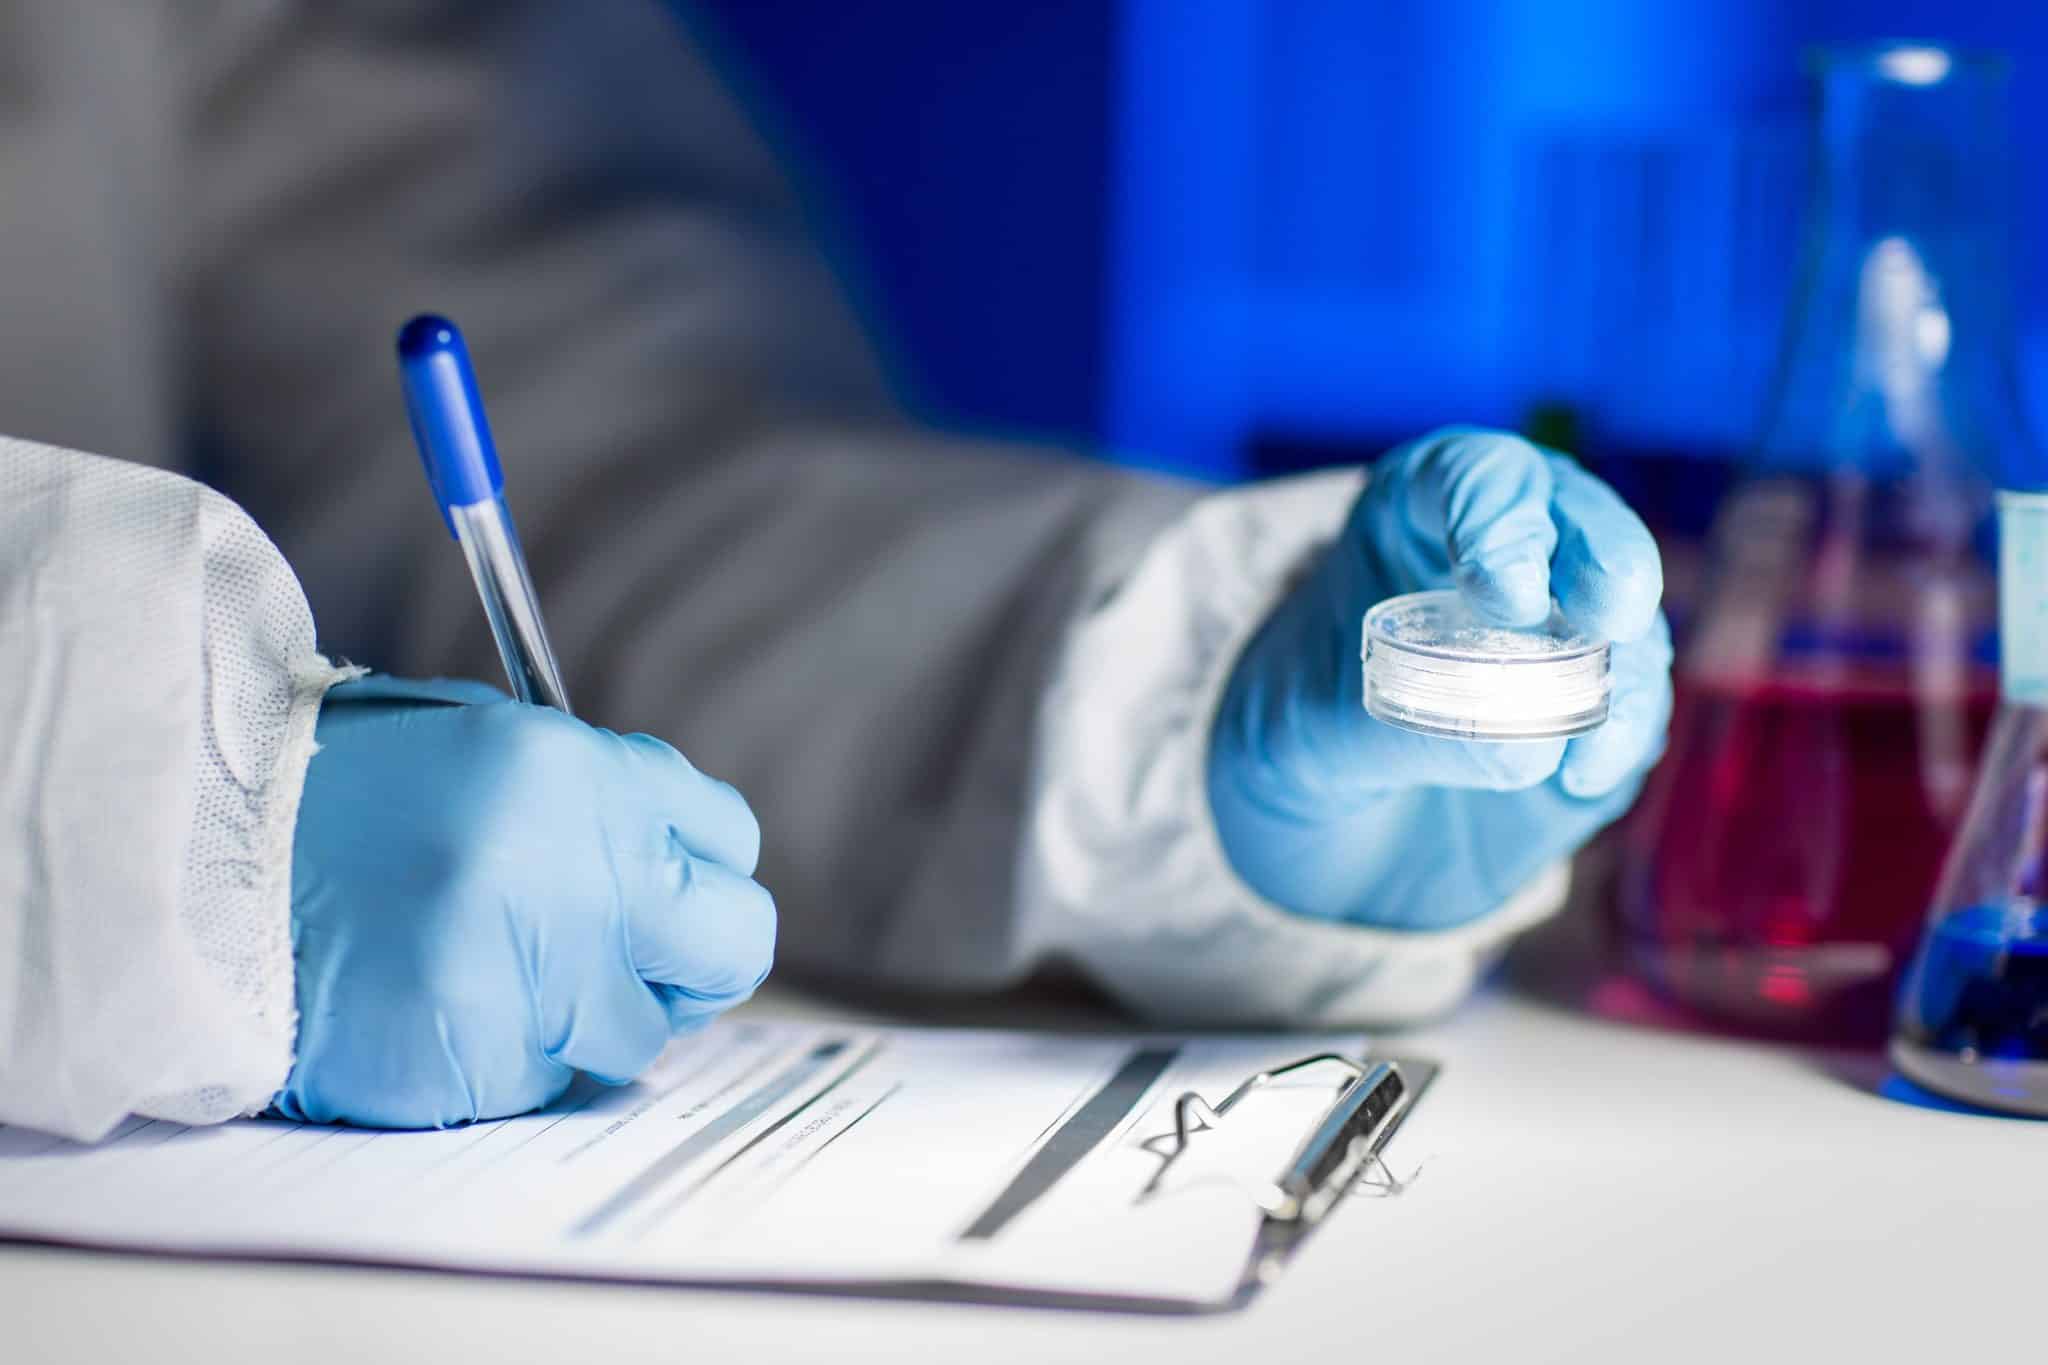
[0,1026,1438,1316]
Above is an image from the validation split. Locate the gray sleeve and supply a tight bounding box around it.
[182,0,1200,999]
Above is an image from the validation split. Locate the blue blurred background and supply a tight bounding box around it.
[689,0,2048,484]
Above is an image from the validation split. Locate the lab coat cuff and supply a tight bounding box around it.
[250,659,364,1103]
[140,656,363,1126]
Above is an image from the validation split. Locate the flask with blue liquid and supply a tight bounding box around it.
[1891,490,2048,1115]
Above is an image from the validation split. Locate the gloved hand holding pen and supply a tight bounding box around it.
[1208,428,1674,932]
[268,318,772,1131]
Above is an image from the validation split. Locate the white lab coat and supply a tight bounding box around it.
[0,2,1566,1142]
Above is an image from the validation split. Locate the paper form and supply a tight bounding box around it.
[0,1022,1384,1307]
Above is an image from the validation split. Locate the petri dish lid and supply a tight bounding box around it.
[1362,589,1612,742]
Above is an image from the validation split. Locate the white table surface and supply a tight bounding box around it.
[8,906,2040,1365]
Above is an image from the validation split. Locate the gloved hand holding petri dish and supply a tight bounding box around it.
[1207,427,1671,932]
[1362,589,1611,742]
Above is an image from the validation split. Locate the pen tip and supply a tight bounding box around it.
[397,313,462,361]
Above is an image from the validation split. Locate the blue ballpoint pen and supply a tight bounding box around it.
[396,314,573,712]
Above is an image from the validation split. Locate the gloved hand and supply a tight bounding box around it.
[277,676,774,1128]
[1208,428,1674,929]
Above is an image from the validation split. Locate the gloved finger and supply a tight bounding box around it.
[613,732,763,876]
[324,674,511,709]
[1559,614,1676,798]
[1397,429,1559,626]
[628,834,777,1020]
[1545,455,1664,644]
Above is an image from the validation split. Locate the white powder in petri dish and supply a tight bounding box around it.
[1362,589,1611,741]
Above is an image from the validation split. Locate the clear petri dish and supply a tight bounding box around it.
[1362,589,1611,742]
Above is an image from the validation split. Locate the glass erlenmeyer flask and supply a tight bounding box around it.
[1891,491,2048,1114]
[1618,44,2035,1041]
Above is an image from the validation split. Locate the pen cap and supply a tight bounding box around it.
[397,314,505,535]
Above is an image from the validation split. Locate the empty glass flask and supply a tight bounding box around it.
[1618,45,2036,1041]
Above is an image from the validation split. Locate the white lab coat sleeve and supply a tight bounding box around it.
[0,437,351,1141]
[1023,469,1571,1026]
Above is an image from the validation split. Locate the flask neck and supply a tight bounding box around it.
[1758,46,2028,493]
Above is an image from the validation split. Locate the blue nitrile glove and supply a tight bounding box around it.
[277,676,775,1127]
[1208,428,1674,929]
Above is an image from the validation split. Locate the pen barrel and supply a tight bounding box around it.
[450,496,573,712]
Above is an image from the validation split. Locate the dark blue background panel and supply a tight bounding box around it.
[685,1,1114,446]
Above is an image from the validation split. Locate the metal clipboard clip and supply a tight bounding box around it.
[1139,1054,1412,1225]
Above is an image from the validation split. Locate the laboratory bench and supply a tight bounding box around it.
[5,902,2038,1365]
